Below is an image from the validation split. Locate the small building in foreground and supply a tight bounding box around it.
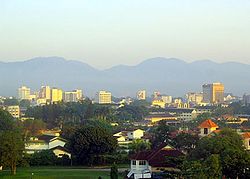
[198,119,219,137]
[127,144,183,179]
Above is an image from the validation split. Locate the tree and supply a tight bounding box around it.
[23,119,46,137]
[110,163,118,179]
[129,139,151,153]
[204,154,221,179]
[173,133,199,154]
[0,131,24,175]
[30,150,57,166]
[190,128,250,178]
[181,160,207,179]
[68,125,117,165]
[19,99,31,108]
[220,148,250,179]
[151,120,174,147]
[3,98,19,106]
[0,109,15,131]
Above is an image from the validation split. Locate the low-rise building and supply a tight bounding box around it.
[145,113,177,123]
[151,100,165,108]
[198,119,219,137]
[127,144,183,179]
[113,129,145,150]
[25,135,71,158]
[165,108,197,121]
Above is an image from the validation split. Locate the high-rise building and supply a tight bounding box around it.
[51,88,63,103]
[18,86,31,100]
[39,86,51,100]
[137,90,146,100]
[186,92,203,104]
[64,89,82,103]
[6,105,20,118]
[202,83,224,104]
[74,89,83,100]
[96,91,112,104]
[243,94,250,105]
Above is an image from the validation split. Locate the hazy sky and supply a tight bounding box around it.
[1,0,250,69]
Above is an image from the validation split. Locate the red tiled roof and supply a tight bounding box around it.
[130,144,183,167]
[242,132,250,139]
[198,119,218,128]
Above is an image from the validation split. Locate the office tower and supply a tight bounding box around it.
[96,91,112,104]
[186,92,203,104]
[137,90,146,100]
[7,105,20,118]
[202,83,224,103]
[18,86,31,100]
[51,88,63,103]
[64,89,82,103]
[39,86,51,100]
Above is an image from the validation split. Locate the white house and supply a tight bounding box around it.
[25,135,71,158]
[127,145,183,179]
[113,129,145,152]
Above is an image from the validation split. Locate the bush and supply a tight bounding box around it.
[30,150,57,166]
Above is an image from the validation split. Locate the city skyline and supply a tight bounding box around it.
[1,0,250,68]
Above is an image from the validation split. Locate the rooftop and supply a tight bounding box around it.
[198,119,218,128]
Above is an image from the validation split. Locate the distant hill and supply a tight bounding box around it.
[0,56,250,97]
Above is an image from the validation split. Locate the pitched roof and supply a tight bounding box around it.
[242,132,250,139]
[50,146,71,153]
[37,135,67,143]
[198,119,218,128]
[130,144,183,167]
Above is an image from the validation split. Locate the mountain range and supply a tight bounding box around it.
[0,56,250,97]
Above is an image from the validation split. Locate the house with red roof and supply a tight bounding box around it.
[127,144,183,179]
[242,132,250,150]
[198,119,219,137]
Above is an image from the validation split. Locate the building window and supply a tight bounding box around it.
[132,160,136,165]
[204,128,208,134]
[139,160,146,165]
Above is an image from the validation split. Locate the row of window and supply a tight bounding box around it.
[132,160,146,165]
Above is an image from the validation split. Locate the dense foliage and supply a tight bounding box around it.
[67,124,117,165]
[25,101,149,128]
[0,109,24,175]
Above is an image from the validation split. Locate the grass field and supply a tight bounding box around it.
[0,167,126,179]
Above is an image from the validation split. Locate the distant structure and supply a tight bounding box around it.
[39,86,51,101]
[6,105,20,118]
[151,100,165,108]
[137,90,146,100]
[243,94,250,105]
[64,89,82,102]
[202,83,224,104]
[186,92,203,105]
[161,95,172,104]
[153,91,161,99]
[51,88,63,103]
[18,86,31,100]
[96,90,112,104]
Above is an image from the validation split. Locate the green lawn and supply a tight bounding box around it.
[0,167,126,179]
